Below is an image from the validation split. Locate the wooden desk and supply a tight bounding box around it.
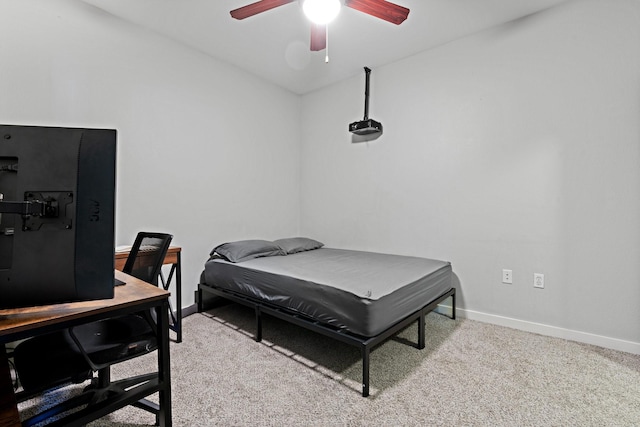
[115,246,182,343]
[0,271,172,427]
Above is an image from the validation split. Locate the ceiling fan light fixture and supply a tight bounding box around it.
[302,0,341,25]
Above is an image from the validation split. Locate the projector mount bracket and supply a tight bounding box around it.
[349,66,383,136]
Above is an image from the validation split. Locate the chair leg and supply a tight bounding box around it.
[97,367,110,388]
[84,368,111,405]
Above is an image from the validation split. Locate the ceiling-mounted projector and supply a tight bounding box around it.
[349,67,382,135]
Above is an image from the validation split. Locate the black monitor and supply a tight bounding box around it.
[0,124,116,308]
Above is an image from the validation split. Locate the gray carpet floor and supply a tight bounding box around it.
[18,303,640,426]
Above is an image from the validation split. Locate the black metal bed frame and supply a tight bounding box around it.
[197,283,455,397]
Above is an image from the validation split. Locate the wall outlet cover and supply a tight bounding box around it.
[502,269,513,284]
[534,273,545,288]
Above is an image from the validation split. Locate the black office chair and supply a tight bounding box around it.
[13,232,173,427]
[123,232,173,286]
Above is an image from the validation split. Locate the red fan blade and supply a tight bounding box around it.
[310,24,327,51]
[230,0,295,20]
[344,0,410,25]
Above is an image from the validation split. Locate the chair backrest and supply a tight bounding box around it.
[122,232,173,285]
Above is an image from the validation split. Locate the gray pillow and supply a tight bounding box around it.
[274,237,324,254]
[212,239,284,263]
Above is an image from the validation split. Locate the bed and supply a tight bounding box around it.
[197,238,455,396]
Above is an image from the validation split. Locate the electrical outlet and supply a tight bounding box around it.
[534,273,544,289]
[502,269,512,284]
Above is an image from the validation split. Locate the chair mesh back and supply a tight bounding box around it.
[122,233,172,285]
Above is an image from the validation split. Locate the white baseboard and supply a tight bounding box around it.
[453,307,640,355]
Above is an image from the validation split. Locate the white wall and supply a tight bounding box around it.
[300,0,640,352]
[2,0,638,354]
[0,0,301,307]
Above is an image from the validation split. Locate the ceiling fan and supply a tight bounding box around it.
[230,0,410,52]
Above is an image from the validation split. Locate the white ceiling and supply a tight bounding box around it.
[81,0,569,94]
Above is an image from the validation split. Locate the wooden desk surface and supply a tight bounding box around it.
[114,246,181,272]
[0,271,169,341]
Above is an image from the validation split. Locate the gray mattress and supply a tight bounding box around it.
[201,248,452,337]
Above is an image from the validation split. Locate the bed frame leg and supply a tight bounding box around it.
[361,346,370,397]
[255,306,263,342]
[451,289,456,320]
[418,310,426,350]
